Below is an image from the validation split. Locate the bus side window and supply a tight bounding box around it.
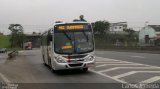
[48,35,52,41]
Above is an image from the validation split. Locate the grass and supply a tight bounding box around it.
[0,35,24,51]
[7,47,23,51]
[0,35,10,48]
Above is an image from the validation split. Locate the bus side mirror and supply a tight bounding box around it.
[48,35,52,41]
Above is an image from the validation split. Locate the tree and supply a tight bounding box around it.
[92,20,110,35]
[8,24,24,48]
[32,32,36,34]
[123,28,135,35]
[123,28,138,46]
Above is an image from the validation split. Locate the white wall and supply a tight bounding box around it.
[139,26,156,46]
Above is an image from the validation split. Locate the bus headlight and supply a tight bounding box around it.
[55,57,66,63]
[85,56,94,62]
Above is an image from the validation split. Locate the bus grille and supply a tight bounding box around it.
[69,63,83,67]
[67,59,84,63]
[63,55,87,59]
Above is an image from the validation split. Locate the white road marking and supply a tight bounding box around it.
[96,60,120,62]
[96,64,108,68]
[113,71,160,79]
[131,56,145,59]
[140,76,160,83]
[98,67,160,73]
[0,72,11,83]
[96,56,157,67]
[89,69,127,83]
[95,64,146,68]
[96,61,131,64]
[96,57,120,61]
[94,56,160,83]
[113,71,137,79]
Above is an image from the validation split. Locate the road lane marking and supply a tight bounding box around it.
[96,64,108,68]
[96,60,120,62]
[89,69,127,83]
[96,56,157,67]
[96,61,131,64]
[0,72,11,83]
[96,57,120,61]
[98,67,160,73]
[131,56,145,59]
[140,76,160,83]
[95,64,145,68]
[94,56,160,83]
[113,71,137,79]
[113,71,160,79]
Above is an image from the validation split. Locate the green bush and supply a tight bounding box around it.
[0,35,10,48]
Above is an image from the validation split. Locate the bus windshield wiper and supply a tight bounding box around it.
[62,31,72,41]
[82,31,89,42]
[62,31,74,54]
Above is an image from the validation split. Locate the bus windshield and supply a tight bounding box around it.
[54,23,94,54]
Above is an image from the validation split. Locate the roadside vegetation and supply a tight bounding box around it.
[92,20,160,52]
[0,35,10,48]
[0,24,24,51]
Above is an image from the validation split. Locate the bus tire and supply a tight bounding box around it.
[42,55,45,62]
[51,65,57,73]
[51,68,57,73]
[43,63,47,66]
[49,57,57,73]
[82,68,88,72]
[42,55,47,66]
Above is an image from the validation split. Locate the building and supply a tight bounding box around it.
[139,25,160,46]
[109,22,127,32]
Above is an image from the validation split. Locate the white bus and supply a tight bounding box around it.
[41,22,95,72]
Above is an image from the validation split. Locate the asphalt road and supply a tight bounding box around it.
[96,50,160,67]
[0,49,160,89]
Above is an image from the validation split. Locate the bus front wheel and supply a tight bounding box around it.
[82,68,88,72]
[49,58,57,73]
[42,55,47,66]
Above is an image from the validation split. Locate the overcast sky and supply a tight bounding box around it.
[0,0,160,33]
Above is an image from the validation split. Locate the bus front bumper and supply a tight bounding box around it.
[54,61,95,70]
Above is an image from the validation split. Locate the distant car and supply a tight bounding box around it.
[24,42,32,50]
[0,48,7,53]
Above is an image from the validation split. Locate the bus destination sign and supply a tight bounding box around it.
[57,25,88,30]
